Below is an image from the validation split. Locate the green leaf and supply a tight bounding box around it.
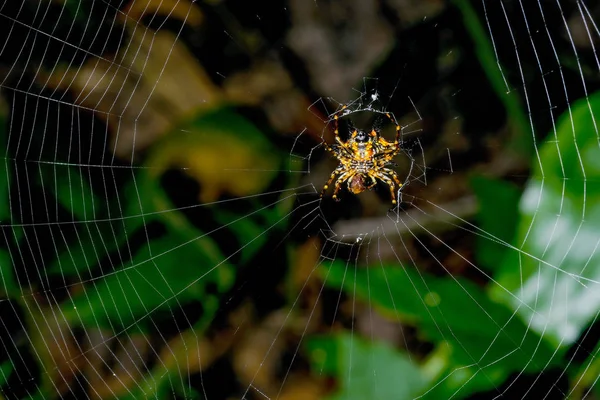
[0,358,13,386]
[47,218,144,277]
[471,175,521,271]
[47,172,149,278]
[62,224,234,329]
[60,108,285,330]
[148,107,282,203]
[492,91,600,347]
[307,334,428,400]
[0,247,16,295]
[453,0,532,157]
[569,339,600,398]
[323,262,557,398]
[44,165,100,221]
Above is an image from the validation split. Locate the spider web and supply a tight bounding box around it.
[1,1,600,400]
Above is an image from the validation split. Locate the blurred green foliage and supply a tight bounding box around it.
[316,78,600,400]
[0,110,15,295]
[2,0,600,399]
[492,92,600,347]
[319,258,559,398]
[0,106,290,398]
[312,3,600,399]
[470,175,521,271]
[307,334,428,400]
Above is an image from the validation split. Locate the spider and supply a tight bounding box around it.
[320,106,404,205]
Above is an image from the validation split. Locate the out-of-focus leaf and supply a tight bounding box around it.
[492,91,600,346]
[570,339,600,399]
[0,358,12,386]
[43,166,100,221]
[453,0,532,157]
[43,29,223,157]
[322,262,557,398]
[61,107,284,328]
[124,0,203,26]
[0,105,13,294]
[471,175,520,271]
[47,218,144,277]
[307,334,428,400]
[150,108,281,203]
[210,205,285,266]
[0,248,16,295]
[145,105,290,268]
[62,222,234,328]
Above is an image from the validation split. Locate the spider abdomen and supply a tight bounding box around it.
[348,173,368,194]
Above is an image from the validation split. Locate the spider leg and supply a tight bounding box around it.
[323,140,353,160]
[332,171,354,201]
[384,112,401,145]
[373,112,402,159]
[367,174,377,189]
[333,106,358,152]
[333,106,347,143]
[320,165,344,197]
[371,170,400,205]
[383,168,403,187]
[324,106,354,158]
[376,141,400,160]
[336,144,355,159]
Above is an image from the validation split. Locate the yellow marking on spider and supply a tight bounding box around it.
[320,108,404,205]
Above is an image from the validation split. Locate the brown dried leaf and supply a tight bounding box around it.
[89,333,151,399]
[42,28,222,159]
[233,311,289,397]
[223,60,326,136]
[386,0,445,26]
[147,118,279,203]
[123,0,203,26]
[26,295,85,397]
[277,375,324,400]
[286,0,394,100]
